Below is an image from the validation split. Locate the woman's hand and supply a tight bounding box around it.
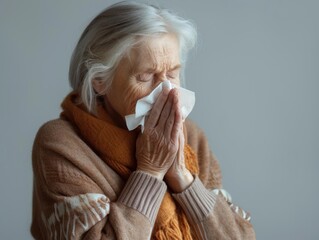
[165,131,194,193]
[136,87,183,180]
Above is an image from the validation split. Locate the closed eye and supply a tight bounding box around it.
[137,73,154,82]
[166,69,179,80]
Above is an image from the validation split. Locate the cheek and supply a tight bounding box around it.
[122,83,150,114]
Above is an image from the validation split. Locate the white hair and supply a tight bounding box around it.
[69,1,197,113]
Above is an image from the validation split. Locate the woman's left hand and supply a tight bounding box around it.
[165,130,194,193]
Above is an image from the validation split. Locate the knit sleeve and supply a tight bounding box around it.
[182,120,256,239]
[31,120,166,240]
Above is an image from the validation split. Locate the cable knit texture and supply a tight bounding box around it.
[31,92,256,239]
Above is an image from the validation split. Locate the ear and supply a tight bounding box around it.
[92,79,106,95]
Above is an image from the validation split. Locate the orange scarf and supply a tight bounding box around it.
[61,92,199,240]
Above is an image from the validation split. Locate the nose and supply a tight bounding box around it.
[155,71,169,84]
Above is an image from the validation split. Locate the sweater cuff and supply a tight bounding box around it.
[172,175,217,223]
[118,171,167,224]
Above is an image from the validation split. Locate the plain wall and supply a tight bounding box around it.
[1,0,318,239]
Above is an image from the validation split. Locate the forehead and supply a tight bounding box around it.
[129,34,180,71]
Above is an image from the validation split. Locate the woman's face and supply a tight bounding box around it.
[101,34,181,120]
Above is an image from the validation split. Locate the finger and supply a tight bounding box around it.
[162,89,178,138]
[144,86,170,130]
[163,97,176,139]
[157,89,175,130]
[171,95,183,143]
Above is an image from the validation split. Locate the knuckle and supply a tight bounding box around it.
[149,129,159,140]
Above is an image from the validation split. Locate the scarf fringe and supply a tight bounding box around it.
[153,212,193,240]
[153,217,187,240]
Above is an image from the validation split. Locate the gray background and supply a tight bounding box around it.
[1,0,318,239]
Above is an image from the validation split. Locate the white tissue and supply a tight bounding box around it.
[125,80,195,132]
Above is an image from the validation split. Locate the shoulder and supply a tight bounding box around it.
[32,118,97,184]
[32,118,86,164]
[35,118,77,139]
[32,119,105,197]
[33,118,80,147]
[185,119,222,188]
[185,118,198,132]
[184,118,211,160]
[184,118,207,147]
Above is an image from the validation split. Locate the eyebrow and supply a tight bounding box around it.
[170,64,181,71]
[141,64,181,73]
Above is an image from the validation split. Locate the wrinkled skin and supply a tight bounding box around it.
[136,87,181,179]
[93,34,194,192]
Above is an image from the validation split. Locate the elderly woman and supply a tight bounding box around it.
[31,2,256,240]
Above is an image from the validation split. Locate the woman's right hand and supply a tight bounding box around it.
[136,86,183,180]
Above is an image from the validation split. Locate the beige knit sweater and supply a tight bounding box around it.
[31,118,256,239]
